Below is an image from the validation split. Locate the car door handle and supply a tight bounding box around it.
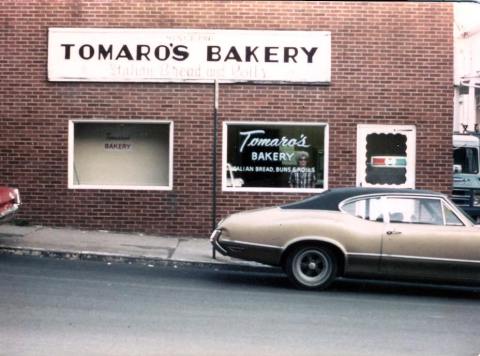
[386,230,402,235]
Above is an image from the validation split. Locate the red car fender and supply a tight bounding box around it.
[0,187,21,222]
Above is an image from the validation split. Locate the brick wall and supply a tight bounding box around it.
[0,1,453,236]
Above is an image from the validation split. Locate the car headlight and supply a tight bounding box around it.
[474,192,480,206]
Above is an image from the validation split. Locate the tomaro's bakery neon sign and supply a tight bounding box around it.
[239,129,310,162]
[48,28,331,83]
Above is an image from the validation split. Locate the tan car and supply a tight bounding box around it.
[211,188,480,290]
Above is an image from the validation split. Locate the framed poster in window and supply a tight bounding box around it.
[356,124,416,188]
[223,122,328,192]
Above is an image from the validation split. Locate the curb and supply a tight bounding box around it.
[0,246,281,274]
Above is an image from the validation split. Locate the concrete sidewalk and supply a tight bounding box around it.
[0,224,274,272]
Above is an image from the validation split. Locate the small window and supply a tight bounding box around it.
[356,125,416,189]
[459,85,470,95]
[69,121,173,190]
[443,203,464,226]
[342,197,383,222]
[453,147,479,174]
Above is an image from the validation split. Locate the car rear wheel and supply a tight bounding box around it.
[285,245,337,290]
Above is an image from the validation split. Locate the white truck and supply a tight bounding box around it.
[452,133,480,221]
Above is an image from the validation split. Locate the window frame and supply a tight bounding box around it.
[356,124,416,189]
[453,146,479,174]
[68,119,174,191]
[222,121,329,193]
[442,200,465,226]
[340,194,470,227]
[340,196,385,222]
[384,196,446,225]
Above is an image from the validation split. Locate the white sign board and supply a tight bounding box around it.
[48,28,331,84]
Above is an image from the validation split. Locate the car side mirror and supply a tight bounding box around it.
[453,164,462,173]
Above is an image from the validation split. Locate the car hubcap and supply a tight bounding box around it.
[293,249,331,286]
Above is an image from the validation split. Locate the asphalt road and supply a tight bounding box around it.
[0,255,479,356]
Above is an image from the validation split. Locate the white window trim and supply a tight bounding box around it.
[340,194,470,227]
[222,121,329,193]
[68,119,174,191]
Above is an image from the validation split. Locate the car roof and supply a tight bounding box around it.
[281,187,444,211]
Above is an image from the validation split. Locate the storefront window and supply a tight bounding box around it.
[223,122,328,192]
[69,121,173,190]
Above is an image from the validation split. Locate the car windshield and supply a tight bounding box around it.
[453,147,479,174]
[457,205,476,224]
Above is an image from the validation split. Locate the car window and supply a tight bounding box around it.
[342,197,383,222]
[385,197,443,225]
[442,202,464,226]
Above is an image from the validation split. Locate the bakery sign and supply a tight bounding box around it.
[48,28,331,84]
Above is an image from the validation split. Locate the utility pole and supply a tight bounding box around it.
[212,80,219,259]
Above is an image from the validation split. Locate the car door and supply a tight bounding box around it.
[380,196,480,283]
[340,196,386,276]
